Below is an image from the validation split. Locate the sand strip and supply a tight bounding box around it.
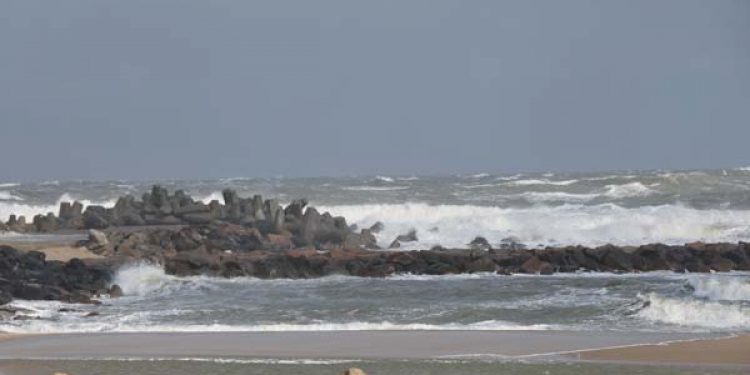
[0,331,712,360]
[0,241,101,262]
[577,334,750,365]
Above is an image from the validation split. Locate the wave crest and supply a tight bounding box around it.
[637,293,750,330]
[688,275,750,301]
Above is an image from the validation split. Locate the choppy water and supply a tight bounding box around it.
[2,264,749,334]
[4,168,750,248]
[2,168,750,365]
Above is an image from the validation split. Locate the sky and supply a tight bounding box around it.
[0,0,748,181]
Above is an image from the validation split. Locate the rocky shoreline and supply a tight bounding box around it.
[2,186,750,306]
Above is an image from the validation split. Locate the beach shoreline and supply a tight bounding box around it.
[574,333,750,366]
[1,331,748,374]
[0,330,737,361]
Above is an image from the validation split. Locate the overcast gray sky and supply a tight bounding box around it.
[1,0,748,181]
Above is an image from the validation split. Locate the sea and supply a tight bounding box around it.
[1,168,750,374]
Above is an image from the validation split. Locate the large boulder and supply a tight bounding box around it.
[88,229,109,247]
[298,207,321,246]
[83,206,110,229]
[32,213,58,232]
[284,199,308,219]
[520,256,554,275]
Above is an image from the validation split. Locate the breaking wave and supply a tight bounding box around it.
[0,320,556,334]
[0,191,23,201]
[637,293,750,330]
[687,275,750,301]
[341,186,411,192]
[603,182,657,199]
[112,263,182,297]
[505,179,579,186]
[0,193,116,222]
[320,202,750,248]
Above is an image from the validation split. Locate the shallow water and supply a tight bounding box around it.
[2,266,749,334]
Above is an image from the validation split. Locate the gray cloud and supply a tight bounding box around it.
[1,0,748,181]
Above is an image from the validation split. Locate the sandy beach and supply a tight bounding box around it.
[1,331,748,375]
[577,334,750,366]
[0,239,100,262]
[0,330,720,360]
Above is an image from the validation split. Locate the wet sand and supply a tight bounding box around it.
[0,239,100,262]
[578,334,750,366]
[0,331,713,360]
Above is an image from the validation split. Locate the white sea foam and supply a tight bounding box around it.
[320,202,750,248]
[0,183,20,188]
[0,191,23,201]
[55,357,363,365]
[688,275,750,301]
[505,179,579,186]
[519,191,598,203]
[0,319,556,334]
[603,182,656,199]
[495,174,522,181]
[341,186,410,191]
[375,175,395,182]
[0,193,117,222]
[112,263,180,296]
[637,293,750,330]
[195,191,226,204]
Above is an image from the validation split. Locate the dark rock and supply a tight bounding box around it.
[58,202,72,219]
[599,245,634,271]
[32,213,58,232]
[88,229,109,248]
[520,256,554,275]
[709,256,735,272]
[222,189,240,207]
[0,289,11,305]
[83,206,109,229]
[395,229,418,243]
[369,222,384,234]
[299,207,321,246]
[174,203,210,216]
[182,212,214,225]
[284,199,308,219]
[109,284,124,298]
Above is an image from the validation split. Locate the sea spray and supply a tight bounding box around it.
[687,275,750,301]
[319,202,750,248]
[112,263,176,297]
[637,293,750,329]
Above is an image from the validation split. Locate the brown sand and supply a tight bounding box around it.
[578,334,750,365]
[0,333,18,343]
[0,242,101,262]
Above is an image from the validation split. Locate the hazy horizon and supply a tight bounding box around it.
[1,0,748,181]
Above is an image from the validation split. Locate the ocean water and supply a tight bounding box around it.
[4,168,750,248]
[2,265,749,334]
[2,169,750,370]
